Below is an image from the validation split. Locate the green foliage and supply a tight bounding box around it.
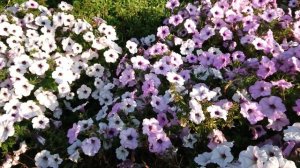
[72,0,168,45]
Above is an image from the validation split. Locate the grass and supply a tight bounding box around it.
[0,0,168,45]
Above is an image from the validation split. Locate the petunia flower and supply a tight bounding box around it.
[211,145,233,167]
[238,146,268,168]
[119,128,138,149]
[259,96,286,120]
[249,80,272,99]
[148,132,172,153]
[81,137,101,156]
[240,101,264,124]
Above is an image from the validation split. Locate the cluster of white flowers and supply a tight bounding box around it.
[34,150,62,168]
[0,0,121,166]
[194,143,297,168]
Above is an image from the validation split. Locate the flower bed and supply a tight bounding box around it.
[1,0,300,167]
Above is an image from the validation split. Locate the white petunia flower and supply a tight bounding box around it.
[72,43,83,54]
[83,31,95,42]
[116,146,129,161]
[126,40,138,54]
[121,98,137,113]
[104,49,119,63]
[19,100,42,119]
[53,12,65,27]
[86,63,104,77]
[0,120,15,143]
[13,80,34,97]
[35,15,51,27]
[78,118,93,131]
[211,145,234,167]
[32,115,49,129]
[58,82,71,98]
[34,88,59,111]
[261,145,283,158]
[0,41,7,53]
[184,19,197,33]
[180,39,195,55]
[29,60,49,76]
[194,152,212,167]
[77,84,91,99]
[63,14,75,27]
[0,88,12,102]
[190,84,217,101]
[238,146,268,168]
[58,1,73,11]
[207,105,228,121]
[34,150,54,168]
[189,109,205,124]
[283,123,300,142]
[183,133,197,148]
[278,157,297,168]
[131,55,150,70]
[166,72,185,86]
[264,157,279,168]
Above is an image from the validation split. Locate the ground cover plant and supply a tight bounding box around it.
[1,0,300,167]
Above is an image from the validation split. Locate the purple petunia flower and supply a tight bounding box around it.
[67,123,81,144]
[199,25,215,41]
[259,96,286,120]
[293,99,300,116]
[215,99,233,111]
[198,52,215,67]
[231,51,246,62]
[148,132,172,153]
[267,113,290,131]
[257,56,277,79]
[119,68,135,86]
[186,3,198,16]
[119,128,138,149]
[240,101,264,125]
[142,118,163,135]
[150,95,168,112]
[249,80,272,99]
[213,53,231,69]
[142,80,158,97]
[157,112,169,127]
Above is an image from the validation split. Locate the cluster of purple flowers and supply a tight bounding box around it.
[1,0,300,167]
